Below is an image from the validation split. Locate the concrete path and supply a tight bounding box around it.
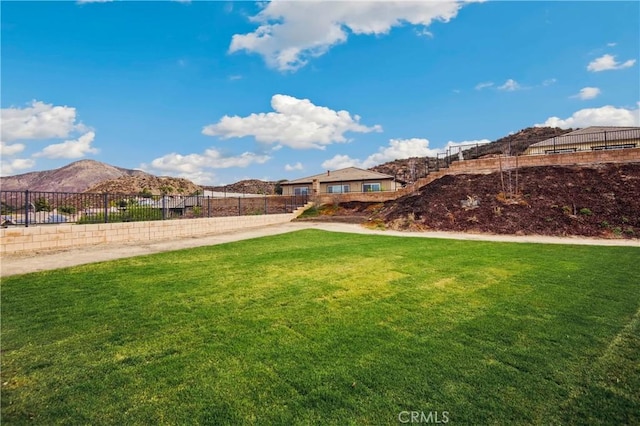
[1,222,638,277]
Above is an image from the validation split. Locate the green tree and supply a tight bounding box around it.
[275,179,287,195]
[139,188,153,198]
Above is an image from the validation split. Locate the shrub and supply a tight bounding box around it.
[78,207,163,224]
[579,208,592,216]
[59,206,77,214]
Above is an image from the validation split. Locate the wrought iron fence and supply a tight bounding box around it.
[0,190,309,227]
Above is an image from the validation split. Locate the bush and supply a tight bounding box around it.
[78,207,163,224]
[59,206,77,214]
[579,208,592,216]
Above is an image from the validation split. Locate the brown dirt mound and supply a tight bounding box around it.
[311,164,640,239]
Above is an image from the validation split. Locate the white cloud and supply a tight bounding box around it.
[321,154,361,170]
[321,137,490,170]
[229,1,469,71]
[542,78,557,86]
[498,79,521,91]
[0,158,35,176]
[587,54,636,72]
[607,42,617,47]
[202,94,382,149]
[285,162,303,171]
[535,105,640,128]
[141,148,271,184]
[475,81,494,90]
[1,100,86,142]
[360,138,440,168]
[34,132,99,159]
[0,142,25,156]
[572,87,601,100]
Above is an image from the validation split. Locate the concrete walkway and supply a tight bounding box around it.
[1,222,638,277]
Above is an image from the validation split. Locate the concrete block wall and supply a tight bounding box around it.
[448,147,640,174]
[1,211,306,255]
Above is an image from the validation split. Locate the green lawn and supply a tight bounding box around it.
[2,229,639,425]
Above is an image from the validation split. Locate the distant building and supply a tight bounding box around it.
[524,126,640,155]
[280,167,399,196]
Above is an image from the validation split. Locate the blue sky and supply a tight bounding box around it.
[1,1,638,185]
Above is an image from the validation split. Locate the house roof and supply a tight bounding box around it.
[528,126,640,148]
[282,167,395,185]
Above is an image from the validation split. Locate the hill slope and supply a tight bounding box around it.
[370,126,573,183]
[304,164,639,239]
[0,160,149,193]
[85,175,201,195]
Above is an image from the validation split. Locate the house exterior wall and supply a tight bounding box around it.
[281,178,397,195]
[1,205,312,255]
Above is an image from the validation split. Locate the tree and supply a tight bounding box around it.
[274,179,287,195]
[139,188,153,198]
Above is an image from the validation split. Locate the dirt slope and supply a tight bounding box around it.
[308,164,640,239]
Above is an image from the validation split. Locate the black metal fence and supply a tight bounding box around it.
[0,190,309,227]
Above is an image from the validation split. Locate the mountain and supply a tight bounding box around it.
[0,159,201,195]
[0,160,150,193]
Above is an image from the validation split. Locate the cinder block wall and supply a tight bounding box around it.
[448,148,640,174]
[1,212,302,255]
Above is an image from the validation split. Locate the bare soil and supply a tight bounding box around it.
[303,164,640,239]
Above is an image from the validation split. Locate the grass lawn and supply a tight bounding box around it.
[2,229,639,425]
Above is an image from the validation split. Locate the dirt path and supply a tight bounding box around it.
[1,222,638,277]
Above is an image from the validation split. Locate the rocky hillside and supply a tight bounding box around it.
[370,126,573,183]
[0,160,149,193]
[204,179,277,195]
[85,175,201,195]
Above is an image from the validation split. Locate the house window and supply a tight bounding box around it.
[327,185,350,194]
[363,183,381,192]
[294,187,309,195]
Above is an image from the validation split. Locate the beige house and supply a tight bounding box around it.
[525,126,640,155]
[280,167,399,196]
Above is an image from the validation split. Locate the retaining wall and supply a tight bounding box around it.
[1,207,309,255]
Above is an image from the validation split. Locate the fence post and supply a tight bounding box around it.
[553,137,556,153]
[604,131,608,149]
[162,197,166,220]
[264,196,268,215]
[24,190,30,227]
[238,197,241,216]
[103,193,109,223]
